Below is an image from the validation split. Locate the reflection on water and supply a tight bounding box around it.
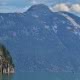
[0,72,80,80]
[0,74,14,80]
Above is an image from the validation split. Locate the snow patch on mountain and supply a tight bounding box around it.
[66,26,72,30]
[73,30,79,35]
[61,13,80,29]
[44,25,49,29]
[0,16,4,21]
[32,14,39,18]
[52,25,58,33]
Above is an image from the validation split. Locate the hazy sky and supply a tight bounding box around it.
[0,0,80,7]
[0,0,80,13]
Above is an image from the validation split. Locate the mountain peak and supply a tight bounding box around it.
[29,4,49,10]
[27,4,51,13]
[24,4,52,17]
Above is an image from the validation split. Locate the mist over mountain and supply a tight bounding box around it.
[0,4,80,72]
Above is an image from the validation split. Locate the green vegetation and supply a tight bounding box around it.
[0,43,15,74]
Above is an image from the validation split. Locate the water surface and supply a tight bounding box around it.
[0,72,80,80]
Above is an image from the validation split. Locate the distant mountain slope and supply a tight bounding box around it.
[0,4,80,72]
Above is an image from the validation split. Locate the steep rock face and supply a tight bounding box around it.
[0,4,80,72]
[0,44,14,73]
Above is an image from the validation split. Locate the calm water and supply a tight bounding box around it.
[0,72,80,80]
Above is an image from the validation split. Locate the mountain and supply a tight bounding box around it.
[0,4,80,72]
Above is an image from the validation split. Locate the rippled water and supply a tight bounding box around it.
[0,72,80,80]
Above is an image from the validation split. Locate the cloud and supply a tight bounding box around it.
[71,4,80,13]
[0,6,29,13]
[51,3,80,13]
[29,0,53,5]
[52,3,70,12]
[0,0,9,5]
[31,0,37,5]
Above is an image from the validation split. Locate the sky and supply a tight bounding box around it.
[0,0,80,14]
